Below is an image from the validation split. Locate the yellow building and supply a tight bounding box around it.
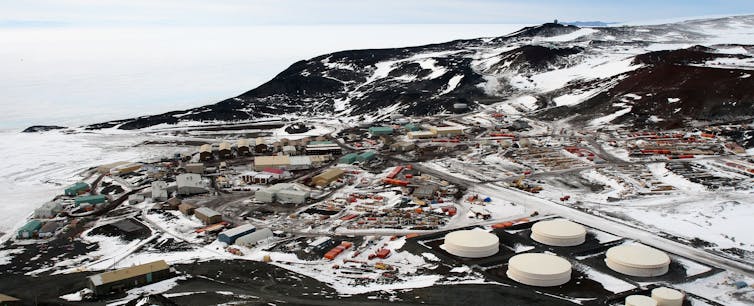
[253,155,291,171]
[312,168,345,187]
[429,126,464,137]
[407,131,437,139]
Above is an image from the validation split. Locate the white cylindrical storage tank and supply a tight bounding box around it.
[651,287,684,306]
[605,244,670,277]
[442,230,499,258]
[625,295,658,306]
[507,253,572,287]
[530,219,586,246]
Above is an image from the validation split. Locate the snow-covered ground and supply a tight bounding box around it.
[0,130,195,234]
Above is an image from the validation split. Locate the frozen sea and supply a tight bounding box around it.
[0,24,529,233]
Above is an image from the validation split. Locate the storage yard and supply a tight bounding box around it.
[1,113,753,305]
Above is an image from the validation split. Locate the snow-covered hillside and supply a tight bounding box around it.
[83,15,754,130]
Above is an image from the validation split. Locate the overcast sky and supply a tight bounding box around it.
[2,0,754,27]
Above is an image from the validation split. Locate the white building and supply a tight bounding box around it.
[34,201,63,219]
[235,228,274,247]
[151,181,169,201]
[177,173,206,195]
[255,183,309,204]
[282,145,298,155]
[276,189,309,204]
[288,156,313,170]
[255,183,292,203]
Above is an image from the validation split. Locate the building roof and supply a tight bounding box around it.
[236,228,273,245]
[237,139,249,147]
[75,194,107,201]
[88,260,169,286]
[195,207,220,217]
[111,219,145,233]
[220,224,256,238]
[309,140,334,145]
[199,144,212,152]
[219,142,231,151]
[408,131,436,137]
[66,182,89,190]
[265,183,293,192]
[313,168,345,182]
[369,126,394,132]
[404,123,420,131]
[277,189,308,196]
[19,220,43,232]
[289,156,312,165]
[38,201,63,210]
[263,168,285,175]
[39,221,61,232]
[413,185,438,198]
[254,155,290,166]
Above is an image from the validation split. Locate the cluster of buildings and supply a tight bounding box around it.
[19,181,112,239]
[198,137,343,162]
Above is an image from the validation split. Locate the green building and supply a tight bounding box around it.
[75,194,108,206]
[368,126,394,136]
[357,150,377,162]
[64,182,90,196]
[17,220,43,239]
[403,123,421,131]
[339,153,359,164]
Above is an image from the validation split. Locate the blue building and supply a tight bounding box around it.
[218,224,256,244]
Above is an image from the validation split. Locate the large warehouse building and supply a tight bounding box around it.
[530,219,586,247]
[254,156,290,171]
[312,168,345,187]
[88,260,171,295]
[236,228,274,247]
[507,253,572,287]
[195,207,222,225]
[218,224,256,244]
[442,229,499,258]
[605,244,670,277]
